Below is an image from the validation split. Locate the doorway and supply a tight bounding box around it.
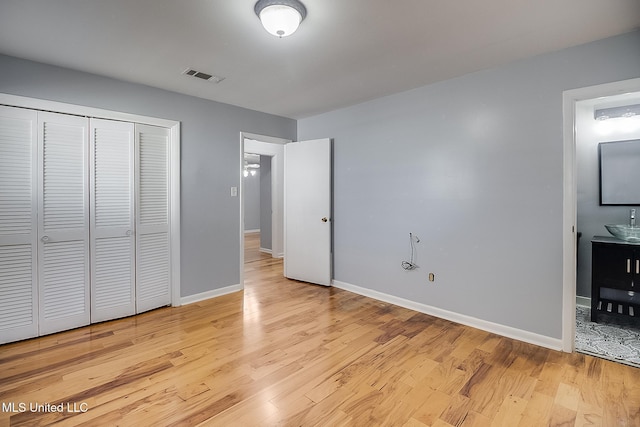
[243,152,271,263]
[562,78,640,357]
[239,132,289,287]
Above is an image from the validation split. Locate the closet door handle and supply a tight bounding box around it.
[126,230,133,236]
[636,259,639,275]
[41,235,49,243]
[628,259,632,273]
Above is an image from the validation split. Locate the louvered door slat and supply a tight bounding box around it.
[90,119,135,323]
[42,123,86,231]
[138,233,169,300]
[0,106,38,344]
[38,112,90,336]
[136,124,171,313]
[94,237,133,310]
[0,244,35,338]
[139,132,168,225]
[0,114,34,237]
[42,241,86,318]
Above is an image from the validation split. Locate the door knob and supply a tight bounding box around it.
[321,217,328,223]
[126,230,133,236]
[41,235,49,242]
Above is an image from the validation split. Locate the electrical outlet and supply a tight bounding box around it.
[428,273,435,282]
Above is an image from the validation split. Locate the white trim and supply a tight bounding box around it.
[180,284,242,305]
[0,93,178,128]
[245,229,260,234]
[576,296,591,308]
[239,135,245,291]
[561,78,640,353]
[242,131,291,146]
[562,88,578,353]
[259,247,272,255]
[170,123,181,307]
[333,280,564,351]
[1,93,182,308]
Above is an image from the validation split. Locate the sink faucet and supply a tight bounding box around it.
[632,209,637,227]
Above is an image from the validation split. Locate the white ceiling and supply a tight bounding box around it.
[0,0,638,119]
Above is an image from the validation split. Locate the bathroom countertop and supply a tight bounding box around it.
[592,235,640,245]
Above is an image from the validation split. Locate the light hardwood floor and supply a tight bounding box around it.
[1,239,640,426]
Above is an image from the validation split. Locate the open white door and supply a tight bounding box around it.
[284,138,332,286]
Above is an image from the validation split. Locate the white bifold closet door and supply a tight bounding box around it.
[90,119,135,323]
[135,124,171,313]
[0,107,173,344]
[37,112,90,336]
[0,106,38,344]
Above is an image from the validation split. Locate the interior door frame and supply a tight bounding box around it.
[561,77,640,352]
[0,93,182,308]
[239,132,290,288]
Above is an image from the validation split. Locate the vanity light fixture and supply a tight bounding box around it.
[594,104,640,121]
[255,0,307,38]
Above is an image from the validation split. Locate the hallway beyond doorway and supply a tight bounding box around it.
[244,232,270,263]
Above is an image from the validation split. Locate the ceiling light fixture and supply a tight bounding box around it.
[244,162,260,177]
[255,0,307,38]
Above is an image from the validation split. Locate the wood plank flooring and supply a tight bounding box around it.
[1,240,640,426]
[244,232,270,263]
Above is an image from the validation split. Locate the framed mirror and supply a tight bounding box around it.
[599,139,640,205]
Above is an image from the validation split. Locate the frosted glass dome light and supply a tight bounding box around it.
[255,0,307,38]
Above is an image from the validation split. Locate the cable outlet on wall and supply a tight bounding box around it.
[428,272,435,282]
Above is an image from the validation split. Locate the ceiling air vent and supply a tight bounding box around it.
[182,68,225,84]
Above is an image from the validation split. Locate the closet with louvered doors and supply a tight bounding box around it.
[0,104,174,344]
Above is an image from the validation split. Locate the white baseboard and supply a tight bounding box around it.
[259,247,272,254]
[332,280,563,351]
[180,284,242,305]
[244,229,260,234]
[576,296,591,308]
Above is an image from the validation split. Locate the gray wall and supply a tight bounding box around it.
[244,169,261,231]
[0,54,296,298]
[260,155,272,250]
[576,97,640,299]
[298,31,640,340]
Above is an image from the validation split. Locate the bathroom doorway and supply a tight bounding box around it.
[563,78,640,365]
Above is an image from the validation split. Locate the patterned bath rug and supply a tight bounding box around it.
[575,305,640,368]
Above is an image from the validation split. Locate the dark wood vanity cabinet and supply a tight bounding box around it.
[591,236,640,322]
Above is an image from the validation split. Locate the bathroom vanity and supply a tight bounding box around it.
[591,236,640,322]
